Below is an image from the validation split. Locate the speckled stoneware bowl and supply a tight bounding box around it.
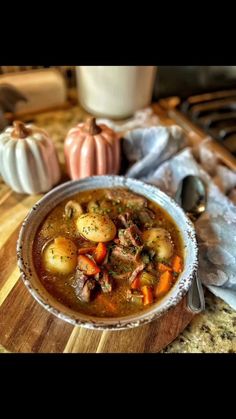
[17,176,198,330]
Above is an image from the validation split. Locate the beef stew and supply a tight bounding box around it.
[33,188,184,317]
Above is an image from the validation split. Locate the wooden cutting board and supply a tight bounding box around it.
[0,180,194,353]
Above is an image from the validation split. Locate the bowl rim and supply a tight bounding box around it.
[17,175,198,331]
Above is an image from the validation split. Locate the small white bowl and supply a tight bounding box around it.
[17,176,198,330]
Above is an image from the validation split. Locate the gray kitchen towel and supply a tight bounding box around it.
[123,126,236,310]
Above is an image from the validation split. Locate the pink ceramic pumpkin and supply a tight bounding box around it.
[64,117,120,179]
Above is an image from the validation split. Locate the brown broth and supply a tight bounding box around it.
[33,188,184,317]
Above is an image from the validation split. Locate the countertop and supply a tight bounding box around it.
[0,103,235,353]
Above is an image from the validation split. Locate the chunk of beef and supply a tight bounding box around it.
[111,244,143,264]
[109,246,144,281]
[72,268,87,290]
[106,188,147,209]
[110,245,137,265]
[118,224,143,247]
[128,263,145,285]
[72,268,96,303]
[99,270,112,293]
[78,279,96,303]
[117,211,133,228]
[109,246,136,280]
[118,229,128,246]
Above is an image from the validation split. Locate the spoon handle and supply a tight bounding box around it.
[187,274,205,313]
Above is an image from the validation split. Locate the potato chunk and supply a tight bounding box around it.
[76,213,116,242]
[143,228,173,260]
[43,236,77,275]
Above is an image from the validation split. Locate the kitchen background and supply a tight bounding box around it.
[0,66,236,353]
[2,65,236,158]
[2,65,236,97]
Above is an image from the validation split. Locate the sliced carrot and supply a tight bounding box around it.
[158,262,173,272]
[131,274,141,290]
[141,286,153,305]
[94,242,107,264]
[154,271,173,298]
[77,255,100,276]
[172,255,183,273]
[78,246,96,255]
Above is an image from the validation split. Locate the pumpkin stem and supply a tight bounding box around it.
[12,121,31,139]
[87,117,102,135]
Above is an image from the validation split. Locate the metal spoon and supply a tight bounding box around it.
[175,175,206,313]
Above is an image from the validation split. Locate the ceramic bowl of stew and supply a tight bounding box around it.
[17,175,198,330]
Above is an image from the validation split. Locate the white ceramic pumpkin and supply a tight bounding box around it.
[0,121,61,194]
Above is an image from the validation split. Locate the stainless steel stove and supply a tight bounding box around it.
[179,89,236,156]
[159,90,236,171]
